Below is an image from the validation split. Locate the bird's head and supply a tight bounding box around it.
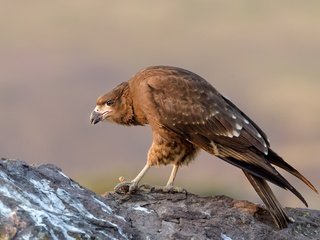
[90,82,132,125]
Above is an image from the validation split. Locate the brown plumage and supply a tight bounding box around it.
[90,66,317,229]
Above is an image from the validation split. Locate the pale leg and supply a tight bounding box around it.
[114,163,151,193]
[157,164,184,192]
[131,163,151,187]
[166,164,179,187]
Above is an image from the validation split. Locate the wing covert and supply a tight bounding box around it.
[144,66,269,155]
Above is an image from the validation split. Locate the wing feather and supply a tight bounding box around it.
[243,171,290,229]
[138,66,316,206]
[145,66,268,154]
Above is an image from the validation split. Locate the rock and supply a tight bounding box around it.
[0,158,319,240]
[0,158,134,239]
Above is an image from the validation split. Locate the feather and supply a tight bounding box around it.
[220,154,308,207]
[92,66,317,229]
[267,149,318,193]
[243,171,290,229]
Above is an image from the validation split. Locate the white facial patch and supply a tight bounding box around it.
[92,105,113,122]
[94,105,112,114]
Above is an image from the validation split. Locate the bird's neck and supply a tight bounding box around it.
[119,86,148,126]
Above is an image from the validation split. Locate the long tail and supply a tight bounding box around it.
[220,154,308,207]
[243,171,290,229]
[267,149,318,193]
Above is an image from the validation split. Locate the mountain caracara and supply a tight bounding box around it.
[90,66,317,229]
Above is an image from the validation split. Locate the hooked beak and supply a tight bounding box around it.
[90,105,112,125]
[90,111,103,125]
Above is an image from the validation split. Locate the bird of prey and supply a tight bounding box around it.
[90,66,317,229]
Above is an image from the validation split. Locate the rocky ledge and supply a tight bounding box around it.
[0,158,319,240]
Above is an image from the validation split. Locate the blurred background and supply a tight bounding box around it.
[0,1,319,209]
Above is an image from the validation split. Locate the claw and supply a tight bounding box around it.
[114,181,138,194]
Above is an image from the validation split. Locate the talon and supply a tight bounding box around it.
[114,181,135,194]
[129,184,138,193]
[114,183,129,194]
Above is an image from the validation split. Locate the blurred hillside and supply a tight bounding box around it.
[0,1,319,208]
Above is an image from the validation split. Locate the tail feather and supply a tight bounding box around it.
[220,155,308,207]
[243,171,289,229]
[267,149,318,193]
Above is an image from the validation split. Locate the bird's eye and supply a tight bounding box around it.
[106,99,114,106]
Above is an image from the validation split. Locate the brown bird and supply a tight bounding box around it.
[90,66,317,229]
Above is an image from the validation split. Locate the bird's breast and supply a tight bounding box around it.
[147,135,199,166]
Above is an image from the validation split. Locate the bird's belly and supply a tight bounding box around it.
[147,138,199,166]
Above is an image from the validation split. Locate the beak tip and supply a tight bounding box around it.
[91,119,98,125]
[90,117,99,125]
[90,111,100,125]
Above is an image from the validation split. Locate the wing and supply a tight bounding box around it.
[144,66,269,155]
[142,66,314,205]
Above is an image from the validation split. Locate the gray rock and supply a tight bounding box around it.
[0,158,319,240]
[0,158,134,239]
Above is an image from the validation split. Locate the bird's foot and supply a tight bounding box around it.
[114,181,138,194]
[151,185,187,193]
